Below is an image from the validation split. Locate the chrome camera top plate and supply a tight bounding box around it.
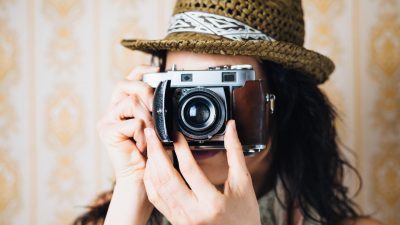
[143,64,256,88]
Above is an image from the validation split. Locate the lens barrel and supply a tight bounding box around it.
[178,88,225,140]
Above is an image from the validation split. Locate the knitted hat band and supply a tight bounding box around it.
[168,12,276,41]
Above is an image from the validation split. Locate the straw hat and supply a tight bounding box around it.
[121,0,334,84]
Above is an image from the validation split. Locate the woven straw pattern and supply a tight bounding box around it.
[121,0,335,84]
[173,0,305,46]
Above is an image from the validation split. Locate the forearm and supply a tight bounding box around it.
[104,180,153,225]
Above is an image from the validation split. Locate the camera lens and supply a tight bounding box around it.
[183,97,215,130]
[178,88,226,140]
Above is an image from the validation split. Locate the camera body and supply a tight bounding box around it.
[143,64,274,153]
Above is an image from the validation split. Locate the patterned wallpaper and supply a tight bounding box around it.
[0,0,399,224]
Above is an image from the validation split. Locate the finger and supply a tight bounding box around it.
[114,65,158,109]
[99,119,147,154]
[145,158,191,225]
[224,120,251,186]
[110,66,158,112]
[173,133,218,197]
[98,119,146,178]
[143,167,173,219]
[144,128,188,189]
[145,128,195,204]
[144,127,174,171]
[110,80,155,111]
[113,142,146,180]
[126,65,159,81]
[110,95,153,128]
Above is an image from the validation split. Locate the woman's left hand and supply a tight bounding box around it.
[143,120,261,225]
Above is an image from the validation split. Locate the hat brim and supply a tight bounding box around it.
[121,32,334,84]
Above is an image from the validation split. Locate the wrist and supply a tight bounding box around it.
[105,178,153,225]
[115,174,145,187]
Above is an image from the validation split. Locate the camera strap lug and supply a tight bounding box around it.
[265,93,276,114]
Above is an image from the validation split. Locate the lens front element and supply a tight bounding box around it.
[183,96,215,131]
[188,101,210,124]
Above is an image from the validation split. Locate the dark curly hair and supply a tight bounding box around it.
[73,58,363,225]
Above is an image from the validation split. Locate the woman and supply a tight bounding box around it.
[75,0,382,224]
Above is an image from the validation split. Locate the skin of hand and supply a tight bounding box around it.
[143,120,262,225]
[97,53,383,225]
[98,53,267,225]
[97,65,159,225]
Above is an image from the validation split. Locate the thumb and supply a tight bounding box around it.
[224,120,250,186]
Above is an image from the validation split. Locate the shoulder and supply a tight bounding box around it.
[340,218,384,225]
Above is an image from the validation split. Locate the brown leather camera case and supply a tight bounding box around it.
[232,80,270,148]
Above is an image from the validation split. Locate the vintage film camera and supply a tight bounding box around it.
[143,64,275,153]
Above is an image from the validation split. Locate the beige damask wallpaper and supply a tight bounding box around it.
[0,0,399,225]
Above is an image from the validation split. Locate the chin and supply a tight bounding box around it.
[194,150,229,186]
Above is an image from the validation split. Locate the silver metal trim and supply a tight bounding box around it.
[265,93,276,114]
[231,64,253,70]
[187,144,266,151]
[143,65,256,88]
[180,95,217,132]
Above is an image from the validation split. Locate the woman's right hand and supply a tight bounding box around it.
[97,65,159,183]
[98,65,159,225]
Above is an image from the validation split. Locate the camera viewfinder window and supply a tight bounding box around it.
[222,72,236,82]
[181,73,193,82]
